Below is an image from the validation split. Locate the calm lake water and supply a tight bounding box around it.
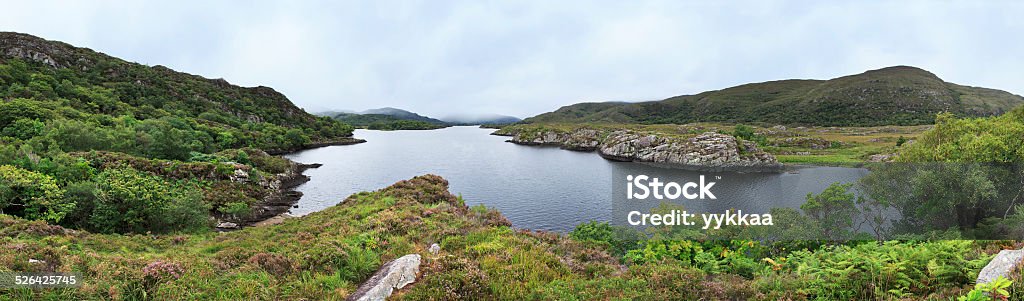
[285,126,869,232]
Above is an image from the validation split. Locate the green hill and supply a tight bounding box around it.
[0,31,354,155]
[0,32,356,233]
[324,107,449,130]
[524,66,1024,126]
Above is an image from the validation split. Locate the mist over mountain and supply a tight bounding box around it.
[440,113,522,125]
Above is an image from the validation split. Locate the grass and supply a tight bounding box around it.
[0,174,1017,300]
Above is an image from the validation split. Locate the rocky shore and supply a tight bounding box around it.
[495,126,782,172]
[216,160,322,230]
[216,135,373,230]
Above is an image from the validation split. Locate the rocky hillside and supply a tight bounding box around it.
[524,66,1024,126]
[494,125,782,171]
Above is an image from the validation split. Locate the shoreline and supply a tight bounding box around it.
[221,136,366,229]
[264,137,367,155]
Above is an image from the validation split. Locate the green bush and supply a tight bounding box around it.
[569,221,641,256]
[958,276,1012,301]
[0,165,70,222]
[89,167,210,234]
[1,118,44,140]
[732,124,768,146]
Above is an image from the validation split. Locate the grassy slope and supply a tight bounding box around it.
[0,175,619,300]
[525,66,1024,126]
[1,175,1015,300]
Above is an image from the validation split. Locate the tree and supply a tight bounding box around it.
[0,99,51,129]
[731,124,767,146]
[801,182,859,240]
[284,128,310,147]
[1,118,45,140]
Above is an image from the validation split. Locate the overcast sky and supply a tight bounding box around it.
[3,1,1022,118]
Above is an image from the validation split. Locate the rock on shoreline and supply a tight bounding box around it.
[497,127,782,172]
[217,160,322,230]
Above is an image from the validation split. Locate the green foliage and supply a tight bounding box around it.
[959,276,1013,301]
[0,98,52,129]
[766,240,991,300]
[899,109,1024,163]
[332,112,448,129]
[0,165,70,222]
[0,174,1007,300]
[569,221,614,243]
[1,118,45,140]
[800,182,859,240]
[568,221,640,256]
[732,124,767,145]
[0,52,354,159]
[366,119,447,130]
[859,163,1014,235]
[88,167,210,234]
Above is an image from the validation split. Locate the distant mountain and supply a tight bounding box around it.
[441,114,522,125]
[524,66,1024,126]
[319,107,449,129]
[356,107,447,124]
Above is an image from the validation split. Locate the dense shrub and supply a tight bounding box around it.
[88,167,209,234]
[0,165,70,222]
[899,109,1024,163]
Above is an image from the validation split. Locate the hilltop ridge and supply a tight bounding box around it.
[524,66,1024,126]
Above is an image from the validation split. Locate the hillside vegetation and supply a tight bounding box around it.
[0,32,355,233]
[525,66,1024,126]
[2,175,1018,300]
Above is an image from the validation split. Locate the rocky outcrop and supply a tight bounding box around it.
[499,127,781,172]
[868,153,896,162]
[243,162,320,224]
[500,128,601,151]
[217,160,323,229]
[977,249,1024,285]
[599,132,781,171]
[347,254,421,301]
[0,31,75,68]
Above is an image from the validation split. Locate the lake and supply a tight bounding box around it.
[285,126,869,232]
